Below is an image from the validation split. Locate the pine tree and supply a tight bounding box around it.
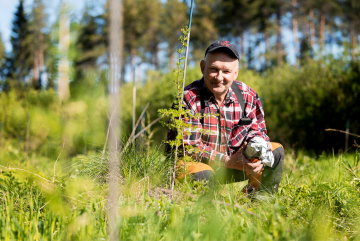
[10,0,32,82]
[75,5,107,78]
[275,0,283,66]
[340,0,360,61]
[29,0,47,88]
[292,0,299,67]
[190,0,219,61]
[217,0,255,69]
[123,0,162,69]
[161,0,187,72]
[316,0,340,55]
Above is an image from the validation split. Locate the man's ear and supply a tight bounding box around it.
[234,67,239,80]
[200,60,205,75]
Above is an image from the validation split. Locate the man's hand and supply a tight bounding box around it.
[225,141,264,175]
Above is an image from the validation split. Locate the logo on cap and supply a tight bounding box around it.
[221,41,230,47]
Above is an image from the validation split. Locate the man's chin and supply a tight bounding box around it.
[210,87,226,94]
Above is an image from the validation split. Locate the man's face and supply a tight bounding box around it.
[200,51,239,99]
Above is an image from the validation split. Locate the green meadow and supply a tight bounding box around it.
[1,142,360,240]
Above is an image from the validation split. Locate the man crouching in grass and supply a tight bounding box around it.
[166,40,285,198]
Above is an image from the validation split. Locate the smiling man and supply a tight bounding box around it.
[166,40,285,196]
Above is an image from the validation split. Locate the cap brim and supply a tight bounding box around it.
[207,46,239,60]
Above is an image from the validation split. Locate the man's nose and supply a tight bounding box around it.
[216,71,224,81]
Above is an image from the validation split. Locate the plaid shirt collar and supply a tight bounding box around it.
[198,77,236,106]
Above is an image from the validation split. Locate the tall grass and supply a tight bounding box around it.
[1,145,359,240]
[72,141,171,186]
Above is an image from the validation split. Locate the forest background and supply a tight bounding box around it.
[0,0,359,160]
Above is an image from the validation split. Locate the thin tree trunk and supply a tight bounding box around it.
[276,1,282,66]
[39,33,44,82]
[121,59,125,84]
[292,0,298,67]
[240,30,245,69]
[319,4,325,53]
[132,65,136,131]
[108,0,123,239]
[154,43,159,70]
[309,9,315,48]
[351,19,355,61]
[351,0,356,61]
[58,0,70,102]
[262,5,269,69]
[169,50,174,73]
[0,122,3,148]
[33,50,39,86]
[25,116,29,156]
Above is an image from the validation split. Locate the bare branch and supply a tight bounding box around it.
[325,129,360,138]
[121,116,163,155]
[353,140,360,148]
[102,106,117,157]
[53,139,65,183]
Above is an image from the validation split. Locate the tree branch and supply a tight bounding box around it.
[325,129,360,138]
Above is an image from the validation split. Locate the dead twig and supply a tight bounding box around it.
[325,129,360,138]
[351,184,360,194]
[0,164,52,183]
[128,103,150,142]
[131,116,163,141]
[39,195,56,211]
[341,161,359,180]
[102,106,117,157]
[353,140,360,148]
[121,115,162,156]
[53,139,65,183]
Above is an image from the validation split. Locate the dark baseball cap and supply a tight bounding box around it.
[204,40,239,60]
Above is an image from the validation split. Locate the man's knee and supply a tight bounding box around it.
[191,170,215,182]
[271,142,285,167]
[176,162,215,182]
[259,143,284,193]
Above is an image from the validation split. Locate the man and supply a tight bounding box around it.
[166,40,284,195]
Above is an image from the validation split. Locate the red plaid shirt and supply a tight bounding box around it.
[166,78,269,165]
